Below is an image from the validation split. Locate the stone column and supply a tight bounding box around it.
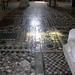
[19,0,29,8]
[48,0,56,7]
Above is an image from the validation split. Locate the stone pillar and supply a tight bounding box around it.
[72,0,75,7]
[48,0,56,7]
[19,0,29,8]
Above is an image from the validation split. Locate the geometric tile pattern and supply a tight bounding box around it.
[0,51,35,75]
[0,33,18,39]
[0,19,14,27]
[0,2,75,75]
[41,36,62,51]
[0,42,29,51]
[43,52,72,75]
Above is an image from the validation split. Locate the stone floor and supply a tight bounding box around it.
[0,1,75,75]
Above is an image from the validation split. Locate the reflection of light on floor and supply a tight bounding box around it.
[34,1,46,3]
[27,31,41,42]
[27,30,63,42]
[50,31,62,36]
[31,18,40,27]
[36,32,41,41]
[45,30,63,40]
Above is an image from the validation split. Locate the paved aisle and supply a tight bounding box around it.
[0,1,75,75]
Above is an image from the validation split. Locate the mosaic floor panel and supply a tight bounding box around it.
[0,51,36,75]
[0,1,75,75]
[43,52,72,75]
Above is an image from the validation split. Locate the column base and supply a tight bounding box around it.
[47,0,57,7]
[19,0,29,8]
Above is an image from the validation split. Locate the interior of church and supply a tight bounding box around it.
[0,0,75,75]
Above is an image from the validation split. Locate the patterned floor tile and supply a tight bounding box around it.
[0,51,36,75]
[0,1,75,75]
[43,52,72,75]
